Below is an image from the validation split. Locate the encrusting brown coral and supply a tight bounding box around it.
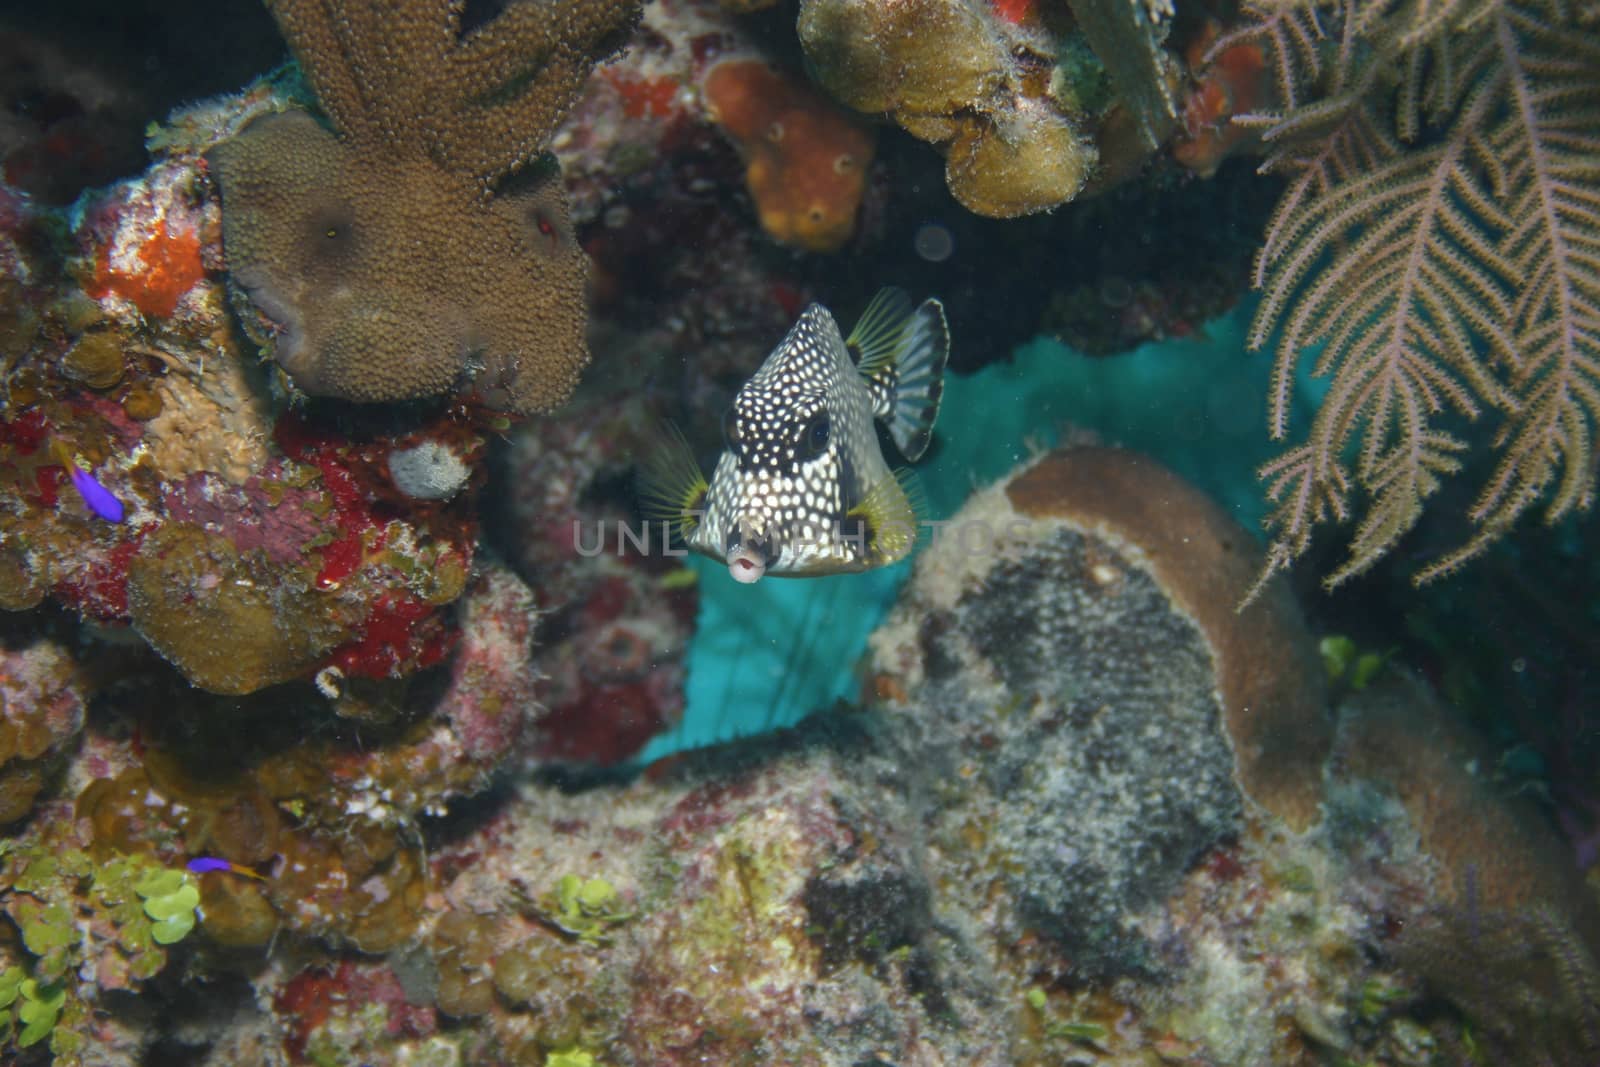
[1337,671,1600,1063]
[208,0,640,413]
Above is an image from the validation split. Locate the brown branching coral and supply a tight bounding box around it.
[208,0,640,413]
[1341,672,1600,1063]
[1224,0,1600,594]
[1395,893,1600,1064]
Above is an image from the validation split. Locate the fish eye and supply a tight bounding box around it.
[800,411,830,459]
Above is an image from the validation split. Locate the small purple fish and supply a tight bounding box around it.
[67,464,124,523]
[50,441,124,523]
[186,856,267,881]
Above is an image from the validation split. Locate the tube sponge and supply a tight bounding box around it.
[703,60,876,253]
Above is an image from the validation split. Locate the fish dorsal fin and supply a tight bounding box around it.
[636,421,709,544]
[846,467,925,567]
[847,288,914,373]
[846,289,950,463]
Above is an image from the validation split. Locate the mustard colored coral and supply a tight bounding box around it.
[797,0,999,117]
[797,0,1101,217]
[944,101,1097,220]
[127,524,356,695]
[703,59,875,253]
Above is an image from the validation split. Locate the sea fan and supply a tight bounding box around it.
[1232,0,1600,595]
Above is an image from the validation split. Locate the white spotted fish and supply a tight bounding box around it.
[641,288,949,583]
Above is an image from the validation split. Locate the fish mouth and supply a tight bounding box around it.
[726,528,778,584]
[728,545,767,584]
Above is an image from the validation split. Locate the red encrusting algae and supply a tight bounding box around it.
[86,218,207,318]
[604,71,683,120]
[273,410,479,681]
[989,0,1038,23]
[53,536,142,622]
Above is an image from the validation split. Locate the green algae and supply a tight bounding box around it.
[1,844,198,1062]
[545,874,633,946]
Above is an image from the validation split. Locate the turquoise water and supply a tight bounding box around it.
[644,300,1328,759]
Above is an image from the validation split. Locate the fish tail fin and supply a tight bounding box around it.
[847,288,949,462]
[847,467,925,567]
[636,421,709,545]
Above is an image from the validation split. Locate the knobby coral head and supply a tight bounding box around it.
[207,0,641,415]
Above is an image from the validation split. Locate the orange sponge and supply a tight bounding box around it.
[703,60,875,254]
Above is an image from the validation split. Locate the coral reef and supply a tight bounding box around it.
[1003,446,1333,830]
[5,402,1595,1066]
[870,446,1328,977]
[1336,672,1600,1063]
[208,0,640,413]
[1,132,486,697]
[1,836,200,1063]
[3,0,1596,1062]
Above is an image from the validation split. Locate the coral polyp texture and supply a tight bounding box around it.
[870,447,1329,971]
[1000,445,1333,831]
[207,0,641,413]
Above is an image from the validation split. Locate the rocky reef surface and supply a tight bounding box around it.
[5,429,1596,1064]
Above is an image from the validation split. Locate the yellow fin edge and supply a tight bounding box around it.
[636,421,709,543]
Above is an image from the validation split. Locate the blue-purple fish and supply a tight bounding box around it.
[641,288,948,583]
[186,856,267,881]
[51,441,124,523]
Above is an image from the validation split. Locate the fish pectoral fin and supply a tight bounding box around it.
[846,467,923,566]
[847,289,950,463]
[636,420,709,543]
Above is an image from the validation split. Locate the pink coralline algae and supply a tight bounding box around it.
[438,565,547,764]
[0,635,88,824]
[160,469,327,566]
